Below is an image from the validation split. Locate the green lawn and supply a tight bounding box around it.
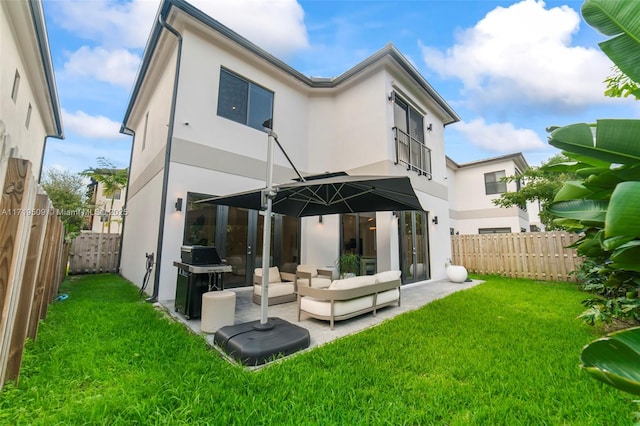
[1,274,635,425]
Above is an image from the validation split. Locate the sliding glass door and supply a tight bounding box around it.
[399,211,430,284]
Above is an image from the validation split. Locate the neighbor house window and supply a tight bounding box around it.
[479,227,511,234]
[11,70,20,103]
[484,170,507,195]
[25,103,32,129]
[217,68,273,131]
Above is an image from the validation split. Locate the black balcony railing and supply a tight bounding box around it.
[393,127,432,179]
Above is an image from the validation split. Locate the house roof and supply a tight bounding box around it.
[447,153,530,171]
[121,0,460,131]
[5,0,64,138]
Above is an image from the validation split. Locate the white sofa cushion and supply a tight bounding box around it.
[253,282,294,298]
[375,270,401,283]
[297,277,332,289]
[300,295,374,317]
[254,267,281,284]
[329,275,376,290]
[376,288,400,304]
[297,264,318,277]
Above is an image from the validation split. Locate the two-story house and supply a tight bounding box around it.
[1,0,63,182]
[86,177,127,234]
[447,153,532,235]
[119,0,460,302]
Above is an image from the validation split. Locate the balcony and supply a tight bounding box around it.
[393,127,432,179]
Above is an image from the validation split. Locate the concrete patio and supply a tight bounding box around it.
[158,277,483,359]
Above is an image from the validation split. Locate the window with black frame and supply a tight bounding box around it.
[484,170,507,195]
[217,68,274,131]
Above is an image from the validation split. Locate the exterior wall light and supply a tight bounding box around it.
[175,197,183,212]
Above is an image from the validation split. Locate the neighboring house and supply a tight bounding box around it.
[86,178,127,234]
[119,0,460,302]
[447,153,533,235]
[0,0,63,181]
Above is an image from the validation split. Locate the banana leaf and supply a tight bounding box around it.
[605,182,640,239]
[610,242,640,272]
[581,326,640,396]
[547,199,608,224]
[553,181,593,202]
[582,0,640,83]
[548,121,640,165]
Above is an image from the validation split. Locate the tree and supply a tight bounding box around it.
[80,157,128,233]
[604,65,640,100]
[492,154,575,229]
[41,168,88,239]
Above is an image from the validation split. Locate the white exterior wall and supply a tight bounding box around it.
[119,39,176,287]
[1,1,52,178]
[173,28,311,175]
[449,158,529,235]
[119,171,163,292]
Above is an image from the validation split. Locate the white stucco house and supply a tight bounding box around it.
[1,0,63,181]
[447,153,539,235]
[86,178,127,234]
[119,0,460,302]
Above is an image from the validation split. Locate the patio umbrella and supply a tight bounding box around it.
[199,172,423,217]
[197,132,424,328]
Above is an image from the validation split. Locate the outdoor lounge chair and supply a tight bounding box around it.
[296,264,332,289]
[253,266,297,305]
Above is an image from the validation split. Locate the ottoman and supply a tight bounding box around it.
[201,291,236,333]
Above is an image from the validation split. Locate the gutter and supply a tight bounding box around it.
[145,12,183,303]
[117,127,135,272]
[29,0,64,182]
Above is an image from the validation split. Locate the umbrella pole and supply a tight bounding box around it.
[257,130,275,329]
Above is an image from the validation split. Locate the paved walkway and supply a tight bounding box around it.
[159,278,483,353]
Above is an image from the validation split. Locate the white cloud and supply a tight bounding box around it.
[452,119,547,152]
[53,0,158,49]
[62,109,126,139]
[190,0,309,57]
[54,0,308,57]
[64,46,140,88]
[420,0,614,111]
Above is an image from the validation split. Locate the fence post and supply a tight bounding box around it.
[0,158,34,389]
[5,193,49,383]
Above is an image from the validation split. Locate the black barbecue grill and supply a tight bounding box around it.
[173,246,231,319]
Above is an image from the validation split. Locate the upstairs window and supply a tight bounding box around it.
[484,170,507,195]
[217,68,274,131]
[11,70,20,103]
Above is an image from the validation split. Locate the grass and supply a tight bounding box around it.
[0,274,636,425]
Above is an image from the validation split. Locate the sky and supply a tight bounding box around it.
[40,0,640,174]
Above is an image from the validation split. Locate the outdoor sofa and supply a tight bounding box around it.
[253,266,297,305]
[297,270,401,329]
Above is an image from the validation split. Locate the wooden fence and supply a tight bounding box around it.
[0,155,67,390]
[451,231,583,282]
[68,233,121,274]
